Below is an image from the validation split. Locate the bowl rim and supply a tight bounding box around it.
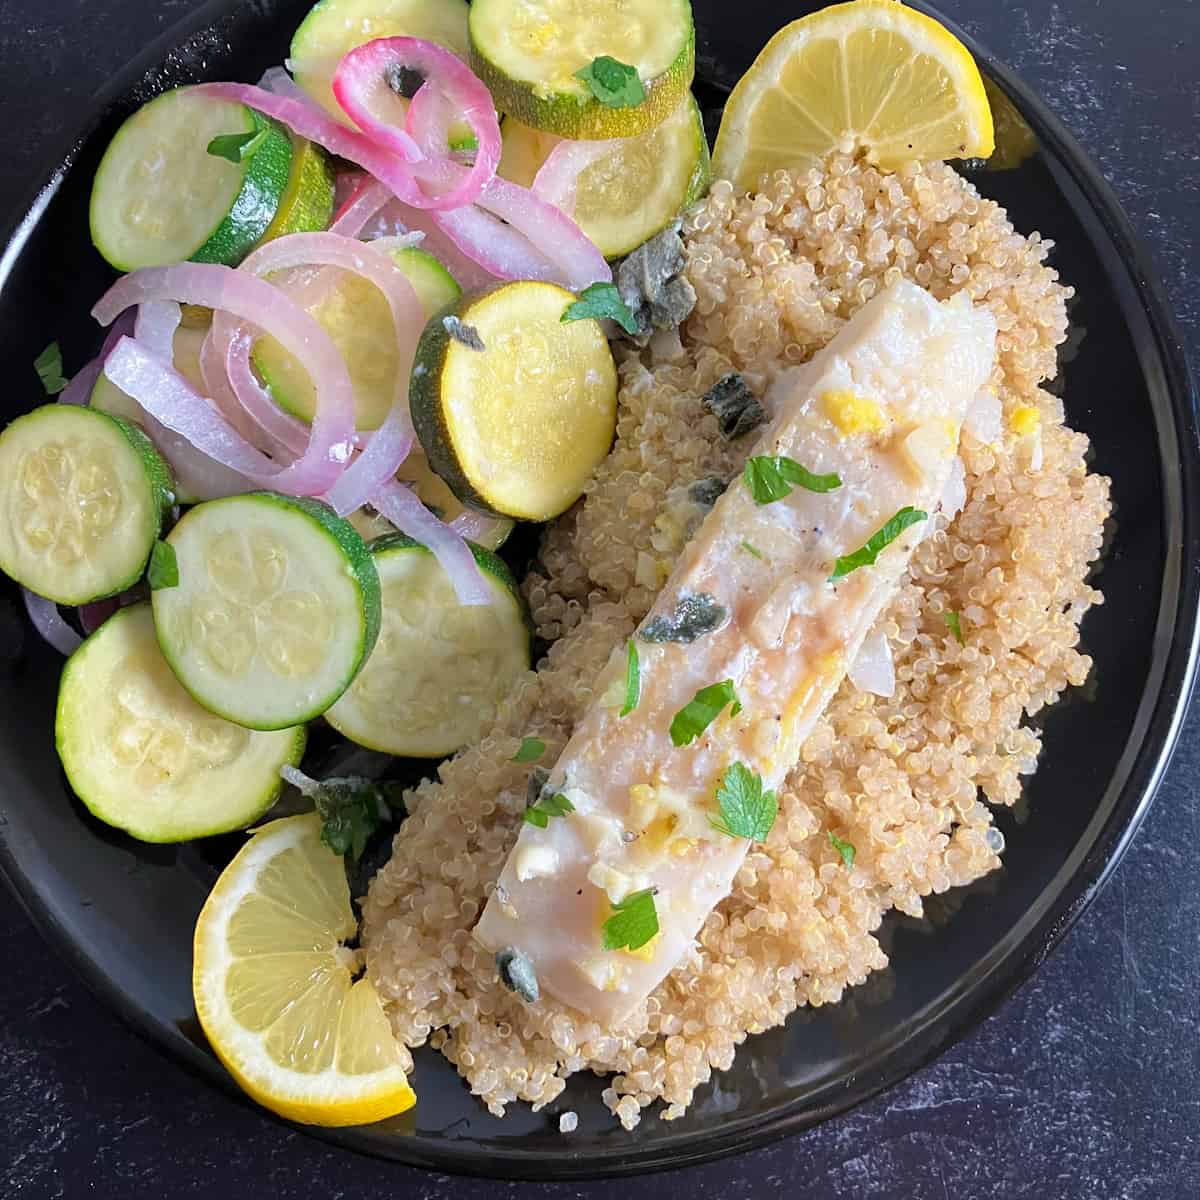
[0,0,1196,1181]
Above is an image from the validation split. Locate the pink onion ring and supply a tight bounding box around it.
[224,333,308,459]
[134,299,181,359]
[94,263,356,497]
[373,480,490,606]
[532,137,621,215]
[331,176,392,238]
[332,37,500,212]
[193,81,428,208]
[222,232,424,515]
[22,589,81,656]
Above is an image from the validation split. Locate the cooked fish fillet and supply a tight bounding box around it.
[475,280,997,1022]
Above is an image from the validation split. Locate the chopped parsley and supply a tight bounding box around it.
[601,887,659,952]
[620,639,641,717]
[709,762,777,843]
[575,55,645,109]
[146,539,179,590]
[561,282,639,335]
[830,507,927,580]
[828,831,856,868]
[523,791,575,829]
[640,593,728,644]
[512,737,545,763]
[34,341,68,395]
[743,456,842,506]
[944,611,966,645]
[670,680,741,747]
[206,128,269,163]
[740,540,765,561]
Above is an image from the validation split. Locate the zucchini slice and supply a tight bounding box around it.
[326,535,530,757]
[499,93,710,259]
[253,246,462,432]
[468,0,694,138]
[89,87,293,271]
[291,0,470,121]
[259,136,337,242]
[410,282,618,522]
[151,493,381,730]
[90,323,211,505]
[56,604,305,843]
[0,405,173,606]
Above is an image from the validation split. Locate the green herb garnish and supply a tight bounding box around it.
[146,539,179,590]
[944,611,965,645]
[575,55,645,109]
[512,736,546,763]
[620,639,641,716]
[743,456,842,506]
[34,341,68,395]
[709,762,777,843]
[740,540,765,561]
[670,680,741,747]
[561,282,639,335]
[207,129,269,163]
[831,507,927,580]
[601,887,659,952]
[524,791,575,829]
[828,830,856,867]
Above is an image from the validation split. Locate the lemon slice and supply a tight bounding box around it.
[193,813,415,1126]
[712,0,994,192]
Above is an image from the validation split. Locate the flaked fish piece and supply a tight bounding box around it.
[475,280,997,1022]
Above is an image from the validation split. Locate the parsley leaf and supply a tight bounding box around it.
[146,539,179,590]
[620,639,641,717]
[512,736,546,763]
[601,887,659,951]
[34,341,68,395]
[561,282,640,335]
[524,791,575,829]
[944,611,966,645]
[743,456,842,505]
[831,506,927,580]
[740,540,765,561]
[828,830,856,867]
[709,762,777,842]
[670,680,741,747]
[207,128,269,163]
[575,55,645,109]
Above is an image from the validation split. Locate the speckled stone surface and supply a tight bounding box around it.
[1,1,1197,1197]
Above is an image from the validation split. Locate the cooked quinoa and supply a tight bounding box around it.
[361,155,1111,1129]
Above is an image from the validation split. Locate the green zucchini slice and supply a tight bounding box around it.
[89,86,293,271]
[151,493,381,730]
[325,535,530,757]
[56,604,305,843]
[0,404,173,606]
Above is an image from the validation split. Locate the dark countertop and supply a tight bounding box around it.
[1,1,1197,1197]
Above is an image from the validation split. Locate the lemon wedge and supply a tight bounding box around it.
[712,0,994,192]
[193,813,414,1127]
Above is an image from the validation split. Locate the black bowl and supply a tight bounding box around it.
[0,0,1196,1181]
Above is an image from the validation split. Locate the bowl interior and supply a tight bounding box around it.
[0,0,1195,1180]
